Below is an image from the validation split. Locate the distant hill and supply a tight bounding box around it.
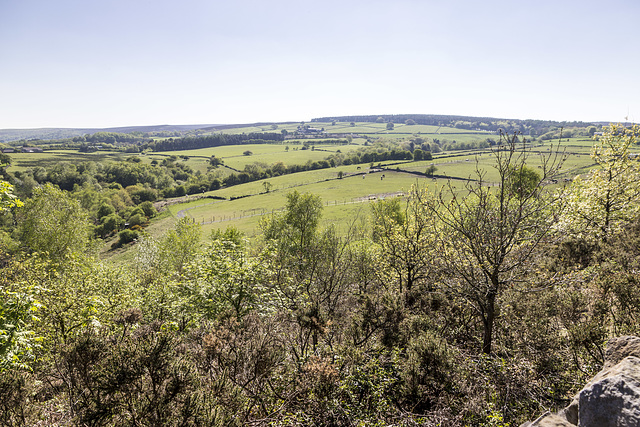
[0,124,217,143]
[200,122,296,132]
[312,114,596,134]
[1,113,607,144]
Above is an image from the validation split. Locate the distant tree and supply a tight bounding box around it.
[506,165,541,199]
[0,153,12,168]
[350,122,355,127]
[117,229,138,246]
[281,129,288,136]
[96,203,116,219]
[209,155,223,167]
[97,213,124,237]
[405,119,416,125]
[425,165,437,177]
[243,150,253,156]
[262,181,273,193]
[271,124,279,130]
[386,122,395,130]
[139,201,157,218]
[413,149,424,161]
[376,117,385,123]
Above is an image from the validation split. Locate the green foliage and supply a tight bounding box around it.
[96,212,124,237]
[506,164,541,198]
[261,190,323,252]
[161,217,201,274]
[181,240,272,321]
[4,121,640,425]
[0,285,40,371]
[138,200,157,218]
[371,191,437,296]
[117,229,139,246]
[558,124,640,240]
[0,181,22,212]
[17,184,91,259]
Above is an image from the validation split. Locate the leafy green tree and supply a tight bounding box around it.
[371,193,437,296]
[160,217,202,275]
[506,164,541,199]
[558,124,640,240]
[386,122,395,130]
[96,202,115,219]
[262,190,322,253]
[117,229,138,246]
[17,184,91,259]
[139,201,157,218]
[182,240,271,321]
[97,213,124,237]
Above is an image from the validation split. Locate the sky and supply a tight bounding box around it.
[1,0,639,129]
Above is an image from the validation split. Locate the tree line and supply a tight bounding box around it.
[312,113,596,136]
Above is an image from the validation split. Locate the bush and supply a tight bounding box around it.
[139,201,157,218]
[116,229,139,247]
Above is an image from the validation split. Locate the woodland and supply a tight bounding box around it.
[0,124,640,426]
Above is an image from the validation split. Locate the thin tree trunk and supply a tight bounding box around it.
[482,289,497,354]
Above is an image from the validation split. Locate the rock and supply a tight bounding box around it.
[578,363,640,426]
[603,336,640,369]
[522,336,640,427]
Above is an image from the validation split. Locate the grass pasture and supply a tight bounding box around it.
[7,149,127,171]
[170,166,436,237]
[151,143,361,172]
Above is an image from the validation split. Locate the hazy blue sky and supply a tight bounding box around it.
[1,0,639,128]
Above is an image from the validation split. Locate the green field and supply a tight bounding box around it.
[210,121,489,138]
[5,125,626,244]
[7,149,127,171]
[148,143,363,173]
[167,168,432,237]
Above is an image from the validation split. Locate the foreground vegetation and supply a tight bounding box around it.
[1,124,639,426]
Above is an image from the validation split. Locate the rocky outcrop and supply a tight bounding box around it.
[521,336,640,427]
